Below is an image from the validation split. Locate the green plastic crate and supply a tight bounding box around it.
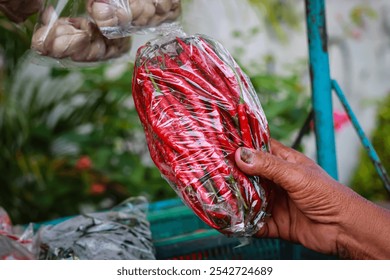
[147,199,335,260]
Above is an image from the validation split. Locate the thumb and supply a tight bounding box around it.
[235,147,302,192]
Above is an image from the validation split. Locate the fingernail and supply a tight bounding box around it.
[240,147,254,164]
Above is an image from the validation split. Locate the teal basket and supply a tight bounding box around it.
[147,199,335,260]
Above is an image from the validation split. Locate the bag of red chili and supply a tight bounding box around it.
[132,30,274,237]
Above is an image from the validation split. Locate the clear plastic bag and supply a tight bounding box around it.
[37,197,156,260]
[30,0,132,66]
[0,208,37,260]
[87,0,182,38]
[132,30,274,237]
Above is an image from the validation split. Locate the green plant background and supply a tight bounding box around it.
[350,94,390,201]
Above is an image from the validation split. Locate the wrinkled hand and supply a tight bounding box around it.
[0,0,42,23]
[235,139,390,259]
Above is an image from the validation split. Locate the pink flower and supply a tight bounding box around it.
[333,110,350,131]
[76,156,92,170]
[309,111,350,132]
[90,184,106,195]
[351,29,362,40]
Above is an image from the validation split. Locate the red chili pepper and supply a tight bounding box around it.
[162,52,238,117]
[154,77,240,214]
[149,62,242,211]
[146,75,229,192]
[198,37,242,101]
[152,132,215,208]
[144,96,225,226]
[148,67,237,153]
[162,50,242,156]
[148,68,235,173]
[246,105,266,151]
[176,38,238,104]
[237,103,254,149]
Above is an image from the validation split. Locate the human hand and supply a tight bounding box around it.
[235,139,390,259]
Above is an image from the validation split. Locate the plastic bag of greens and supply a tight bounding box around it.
[38,197,155,260]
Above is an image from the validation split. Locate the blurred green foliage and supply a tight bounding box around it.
[350,94,390,201]
[248,0,301,42]
[0,58,176,224]
[349,4,377,28]
[249,71,310,141]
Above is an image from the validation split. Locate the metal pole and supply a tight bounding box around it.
[305,0,338,179]
[332,80,390,193]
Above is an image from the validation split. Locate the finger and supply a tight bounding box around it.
[255,223,269,238]
[270,138,317,167]
[235,147,305,193]
[255,220,280,239]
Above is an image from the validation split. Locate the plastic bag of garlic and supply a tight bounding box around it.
[87,0,182,38]
[31,0,132,66]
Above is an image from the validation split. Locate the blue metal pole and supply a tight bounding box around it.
[332,80,390,193]
[305,0,338,179]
